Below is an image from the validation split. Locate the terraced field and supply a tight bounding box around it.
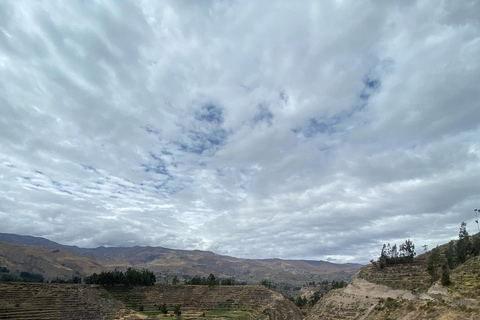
[357,254,430,292]
[107,285,301,319]
[0,282,137,319]
[0,283,301,319]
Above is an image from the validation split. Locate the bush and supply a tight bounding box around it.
[174,305,182,316]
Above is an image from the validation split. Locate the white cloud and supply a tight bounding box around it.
[1,0,479,263]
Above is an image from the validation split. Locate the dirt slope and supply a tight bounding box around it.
[306,251,480,320]
[0,242,105,279]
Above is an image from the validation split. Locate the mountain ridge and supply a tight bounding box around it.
[0,232,361,291]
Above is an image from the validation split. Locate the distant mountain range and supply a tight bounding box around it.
[0,232,361,289]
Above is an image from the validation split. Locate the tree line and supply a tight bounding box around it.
[84,267,156,286]
[1,267,44,283]
[183,274,235,286]
[372,239,416,269]
[427,222,480,286]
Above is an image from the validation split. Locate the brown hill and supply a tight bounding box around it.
[0,242,105,279]
[0,233,361,287]
[87,246,361,286]
[305,236,480,320]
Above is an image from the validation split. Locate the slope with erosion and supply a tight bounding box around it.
[306,239,480,320]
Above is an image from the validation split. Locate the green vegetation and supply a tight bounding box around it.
[0,271,44,283]
[295,296,308,307]
[375,239,416,269]
[173,304,182,316]
[261,279,272,288]
[207,274,216,287]
[441,263,450,286]
[427,247,441,283]
[427,222,480,285]
[331,280,347,289]
[50,276,81,284]
[84,267,156,286]
[183,274,235,286]
[309,291,322,306]
[158,303,168,314]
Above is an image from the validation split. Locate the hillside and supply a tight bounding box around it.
[305,235,480,320]
[0,282,301,320]
[0,282,140,319]
[107,285,302,319]
[0,233,361,287]
[0,242,105,279]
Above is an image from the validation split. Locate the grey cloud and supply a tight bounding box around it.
[1,0,479,264]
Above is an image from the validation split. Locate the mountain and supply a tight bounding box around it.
[0,233,361,289]
[305,234,480,320]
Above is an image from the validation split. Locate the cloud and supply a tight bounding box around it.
[0,0,479,263]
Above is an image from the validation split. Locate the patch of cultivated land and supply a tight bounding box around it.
[0,282,140,319]
[107,285,302,319]
[0,283,301,320]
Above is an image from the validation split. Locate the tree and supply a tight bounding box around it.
[427,247,441,283]
[473,237,480,256]
[295,296,307,307]
[445,241,455,269]
[207,274,216,287]
[261,279,272,288]
[174,305,182,317]
[309,291,322,306]
[172,276,179,285]
[220,277,235,285]
[441,263,451,286]
[457,222,471,263]
[158,303,168,314]
[399,239,416,262]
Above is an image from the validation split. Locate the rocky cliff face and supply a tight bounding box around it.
[306,255,480,320]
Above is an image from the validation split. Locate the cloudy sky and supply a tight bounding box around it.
[1,0,479,264]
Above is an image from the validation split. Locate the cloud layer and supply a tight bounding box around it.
[1,0,479,263]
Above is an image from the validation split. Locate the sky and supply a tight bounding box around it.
[1,0,479,264]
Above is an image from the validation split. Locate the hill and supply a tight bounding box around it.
[0,233,361,289]
[305,234,480,320]
[0,282,139,319]
[0,282,302,320]
[0,242,105,279]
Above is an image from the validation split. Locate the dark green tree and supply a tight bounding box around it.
[158,303,168,314]
[457,222,472,263]
[261,279,272,288]
[445,240,456,269]
[172,276,179,285]
[207,274,216,287]
[174,305,182,316]
[309,291,322,306]
[220,277,235,285]
[441,263,451,286]
[427,247,441,283]
[472,236,480,256]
